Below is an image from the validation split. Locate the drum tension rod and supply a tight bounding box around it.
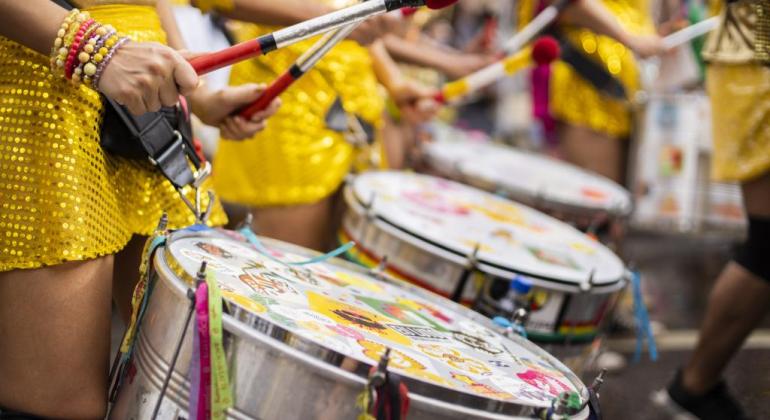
[150,261,208,420]
[369,256,389,281]
[579,269,596,293]
[586,369,607,420]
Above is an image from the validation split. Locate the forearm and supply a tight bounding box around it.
[382,33,456,74]
[558,0,634,45]
[0,1,69,55]
[369,39,404,93]
[218,0,330,26]
[157,0,188,49]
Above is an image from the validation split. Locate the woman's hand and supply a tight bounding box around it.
[626,34,666,58]
[191,83,282,140]
[390,80,440,125]
[97,41,198,115]
[441,53,498,80]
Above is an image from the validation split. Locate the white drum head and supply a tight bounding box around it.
[350,171,626,287]
[425,124,632,216]
[166,233,587,409]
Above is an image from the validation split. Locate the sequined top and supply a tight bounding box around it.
[213,6,385,207]
[703,0,770,65]
[0,4,225,271]
[518,0,655,137]
[74,0,155,6]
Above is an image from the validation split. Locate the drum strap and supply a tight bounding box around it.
[372,373,409,420]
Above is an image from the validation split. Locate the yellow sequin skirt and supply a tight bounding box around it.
[0,5,226,272]
[550,29,643,139]
[212,23,384,207]
[707,64,770,182]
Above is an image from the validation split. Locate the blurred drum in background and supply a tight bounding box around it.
[110,228,597,419]
[423,122,633,241]
[339,171,627,346]
[630,92,746,237]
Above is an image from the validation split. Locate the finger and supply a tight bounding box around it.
[142,84,162,112]
[124,96,146,116]
[172,53,199,96]
[159,74,180,107]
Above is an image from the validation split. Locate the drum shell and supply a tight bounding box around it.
[110,238,591,420]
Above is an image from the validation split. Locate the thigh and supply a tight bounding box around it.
[251,193,339,251]
[113,235,148,326]
[0,257,113,418]
[559,124,626,184]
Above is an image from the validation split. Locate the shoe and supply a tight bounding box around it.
[651,370,750,420]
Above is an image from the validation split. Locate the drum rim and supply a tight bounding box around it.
[346,172,627,289]
[157,228,591,416]
[423,132,633,217]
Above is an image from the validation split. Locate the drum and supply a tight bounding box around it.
[109,227,595,419]
[340,171,627,343]
[424,123,633,230]
[630,92,747,236]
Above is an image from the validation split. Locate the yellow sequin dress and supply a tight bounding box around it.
[703,0,770,182]
[212,4,385,207]
[519,0,655,138]
[0,1,226,271]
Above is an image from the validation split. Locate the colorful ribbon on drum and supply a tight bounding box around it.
[631,270,658,362]
[239,225,355,266]
[189,271,233,420]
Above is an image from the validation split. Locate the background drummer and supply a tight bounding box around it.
[0,1,279,417]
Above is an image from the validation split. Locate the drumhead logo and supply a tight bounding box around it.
[516,368,571,397]
[527,246,580,270]
[195,241,233,259]
[239,264,300,298]
[451,331,503,355]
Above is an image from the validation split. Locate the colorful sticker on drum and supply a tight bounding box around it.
[167,235,586,408]
[526,246,580,270]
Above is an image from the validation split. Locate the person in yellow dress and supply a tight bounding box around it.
[654,2,770,419]
[208,0,438,251]
[519,0,663,183]
[0,1,278,417]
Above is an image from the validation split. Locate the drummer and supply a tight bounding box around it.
[518,0,664,183]
[208,0,440,251]
[655,2,770,419]
[0,1,279,417]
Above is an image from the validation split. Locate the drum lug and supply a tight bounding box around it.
[580,269,596,293]
[368,256,389,281]
[236,213,255,231]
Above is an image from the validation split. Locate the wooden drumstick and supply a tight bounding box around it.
[435,36,560,104]
[188,0,459,76]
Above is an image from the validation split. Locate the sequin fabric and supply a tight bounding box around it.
[703,1,770,65]
[707,64,770,182]
[213,16,385,207]
[520,0,655,138]
[0,4,226,271]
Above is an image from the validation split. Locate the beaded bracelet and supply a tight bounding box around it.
[50,10,131,91]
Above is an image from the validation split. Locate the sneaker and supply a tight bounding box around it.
[651,370,750,420]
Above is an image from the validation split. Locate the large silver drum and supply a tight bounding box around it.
[340,171,627,344]
[424,123,633,230]
[110,227,594,419]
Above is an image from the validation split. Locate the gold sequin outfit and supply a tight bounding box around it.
[213,11,385,207]
[704,1,770,182]
[0,2,226,271]
[520,0,655,138]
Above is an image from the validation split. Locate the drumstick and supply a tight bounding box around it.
[435,36,560,104]
[188,0,459,75]
[662,16,719,51]
[503,0,574,54]
[238,23,360,118]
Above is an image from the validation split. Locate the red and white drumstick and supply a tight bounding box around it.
[188,0,459,75]
[435,36,560,104]
[662,16,719,51]
[238,23,359,118]
[503,0,574,54]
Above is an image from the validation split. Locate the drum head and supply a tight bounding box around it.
[425,124,632,217]
[350,171,626,287]
[164,231,588,412]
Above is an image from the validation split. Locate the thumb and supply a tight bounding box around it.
[220,83,266,107]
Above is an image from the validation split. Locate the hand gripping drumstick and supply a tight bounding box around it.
[435,36,560,104]
[238,22,360,118]
[188,0,459,75]
[503,0,576,54]
[661,16,719,51]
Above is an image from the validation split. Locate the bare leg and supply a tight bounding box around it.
[681,173,770,394]
[558,123,626,184]
[251,192,341,251]
[0,258,113,418]
[112,235,148,325]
